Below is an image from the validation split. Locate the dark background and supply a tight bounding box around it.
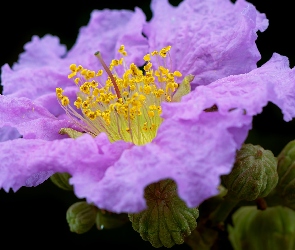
[0,0,294,249]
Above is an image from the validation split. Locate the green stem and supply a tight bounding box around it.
[208,197,239,226]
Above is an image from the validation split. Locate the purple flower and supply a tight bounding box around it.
[1,0,295,213]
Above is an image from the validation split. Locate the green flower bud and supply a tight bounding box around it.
[129,179,199,248]
[96,210,129,230]
[50,172,73,191]
[222,144,278,201]
[66,201,97,234]
[228,206,295,250]
[276,140,295,209]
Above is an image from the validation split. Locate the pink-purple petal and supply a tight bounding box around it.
[0,126,21,142]
[0,134,106,192]
[12,35,67,71]
[144,0,268,88]
[67,8,148,70]
[75,111,249,213]
[0,95,72,140]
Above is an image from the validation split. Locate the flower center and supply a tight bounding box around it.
[56,45,185,145]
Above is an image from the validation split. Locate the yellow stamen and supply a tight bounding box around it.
[56,45,190,145]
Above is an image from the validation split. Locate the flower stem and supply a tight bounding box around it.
[208,197,239,226]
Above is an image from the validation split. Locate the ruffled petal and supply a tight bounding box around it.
[12,35,67,71]
[1,64,71,114]
[144,0,268,88]
[163,54,295,123]
[67,8,148,70]
[0,95,73,140]
[0,126,21,142]
[0,134,108,192]
[73,110,249,213]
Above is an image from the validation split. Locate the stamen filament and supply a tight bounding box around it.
[95,51,122,99]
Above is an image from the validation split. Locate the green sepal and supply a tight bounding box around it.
[172,74,194,102]
[128,179,199,248]
[276,140,295,209]
[50,172,73,191]
[228,206,295,250]
[96,210,129,230]
[222,144,278,201]
[59,128,84,139]
[66,201,98,234]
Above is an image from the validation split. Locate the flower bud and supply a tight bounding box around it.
[50,172,73,191]
[228,206,295,250]
[222,144,278,201]
[66,201,97,234]
[129,179,199,248]
[276,140,295,209]
[96,210,129,230]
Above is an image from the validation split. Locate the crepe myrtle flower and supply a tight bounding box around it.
[1,0,295,213]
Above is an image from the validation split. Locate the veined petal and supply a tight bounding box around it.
[70,110,249,213]
[12,35,67,71]
[163,54,295,122]
[0,95,74,140]
[0,134,114,192]
[144,0,268,88]
[0,126,21,142]
[67,8,148,70]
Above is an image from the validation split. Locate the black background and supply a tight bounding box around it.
[0,0,294,249]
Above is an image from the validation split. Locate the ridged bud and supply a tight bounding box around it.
[96,210,129,230]
[50,172,73,191]
[276,140,295,209]
[129,179,199,248]
[228,206,295,250]
[66,201,97,234]
[222,144,278,201]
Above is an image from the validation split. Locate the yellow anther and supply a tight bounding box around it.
[157,106,162,114]
[68,72,76,79]
[88,111,96,120]
[74,97,82,109]
[111,59,120,66]
[93,88,99,96]
[58,45,189,146]
[143,54,151,61]
[118,45,127,56]
[83,109,91,116]
[76,65,83,72]
[151,51,158,56]
[87,70,95,79]
[80,69,87,76]
[74,78,80,84]
[118,45,125,53]
[82,101,90,109]
[173,71,182,77]
[69,64,77,71]
[142,122,148,131]
[155,70,160,77]
[144,62,152,71]
[159,48,167,58]
[56,88,63,95]
[164,45,171,52]
[148,111,155,118]
[89,80,98,88]
[159,66,169,75]
[61,96,70,106]
[96,69,103,76]
[80,84,90,94]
